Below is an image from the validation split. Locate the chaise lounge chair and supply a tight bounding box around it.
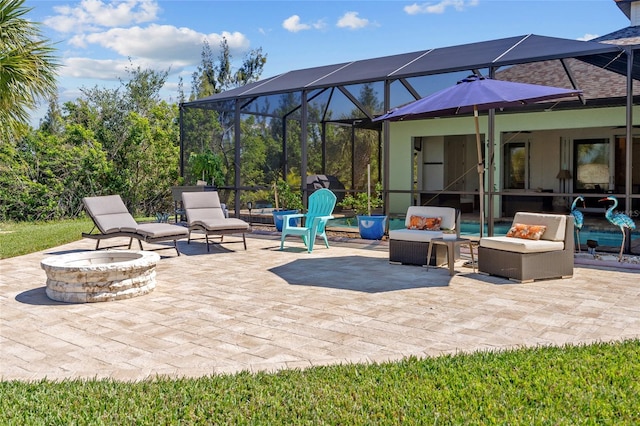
[82,195,189,256]
[182,191,250,252]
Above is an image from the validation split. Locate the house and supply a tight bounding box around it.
[181,0,639,253]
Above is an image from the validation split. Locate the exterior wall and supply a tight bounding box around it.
[387,105,635,216]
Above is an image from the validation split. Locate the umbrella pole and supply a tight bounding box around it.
[367,163,371,216]
[474,105,484,238]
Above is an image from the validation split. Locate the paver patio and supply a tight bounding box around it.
[1,232,638,382]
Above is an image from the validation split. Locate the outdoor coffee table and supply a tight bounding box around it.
[426,236,476,276]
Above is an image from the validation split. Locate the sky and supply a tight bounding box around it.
[26,0,630,125]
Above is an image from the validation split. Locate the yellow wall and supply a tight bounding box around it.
[387,106,634,215]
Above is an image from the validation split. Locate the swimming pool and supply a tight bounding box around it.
[327,217,637,248]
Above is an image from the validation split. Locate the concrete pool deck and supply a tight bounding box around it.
[1,232,638,382]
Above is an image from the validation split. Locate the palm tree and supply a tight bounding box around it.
[0,0,59,141]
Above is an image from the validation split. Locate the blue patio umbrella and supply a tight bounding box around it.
[373,75,582,237]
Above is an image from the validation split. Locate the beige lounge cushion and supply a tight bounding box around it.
[182,191,249,232]
[182,192,227,222]
[193,218,250,231]
[83,195,138,234]
[388,228,444,243]
[479,236,564,253]
[512,212,566,241]
[94,213,138,234]
[135,223,188,238]
[405,206,456,230]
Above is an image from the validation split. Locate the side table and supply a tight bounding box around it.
[426,237,476,276]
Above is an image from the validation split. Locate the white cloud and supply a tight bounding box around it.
[312,19,327,30]
[60,56,189,82]
[67,25,250,68]
[45,0,160,33]
[282,15,310,32]
[336,12,374,30]
[42,0,252,85]
[282,15,325,32]
[59,57,131,79]
[404,0,479,15]
[578,33,599,41]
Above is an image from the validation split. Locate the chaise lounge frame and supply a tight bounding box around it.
[182,191,250,252]
[82,195,188,256]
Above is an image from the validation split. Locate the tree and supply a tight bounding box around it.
[183,38,267,200]
[39,94,64,136]
[121,60,169,116]
[0,126,110,221]
[0,0,59,142]
[190,38,267,99]
[328,83,383,191]
[62,65,177,212]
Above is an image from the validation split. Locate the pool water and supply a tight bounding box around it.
[327,217,635,248]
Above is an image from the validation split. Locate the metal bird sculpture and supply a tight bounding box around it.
[599,196,636,261]
[570,196,585,252]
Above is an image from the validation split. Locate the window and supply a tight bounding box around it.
[573,139,610,191]
[504,142,527,189]
[614,135,640,194]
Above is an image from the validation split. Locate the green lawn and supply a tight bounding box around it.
[0,341,638,424]
[0,218,92,259]
[1,220,638,424]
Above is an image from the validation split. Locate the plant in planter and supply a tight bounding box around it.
[271,177,304,231]
[187,149,224,186]
[338,181,387,240]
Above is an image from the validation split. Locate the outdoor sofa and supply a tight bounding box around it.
[478,212,574,283]
[82,195,188,256]
[389,206,460,266]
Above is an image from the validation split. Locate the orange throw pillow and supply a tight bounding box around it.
[408,215,442,231]
[506,223,547,240]
[408,215,426,229]
[424,217,442,231]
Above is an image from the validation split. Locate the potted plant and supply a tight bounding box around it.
[271,178,304,231]
[187,149,224,187]
[338,181,387,240]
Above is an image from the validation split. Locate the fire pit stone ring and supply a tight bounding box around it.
[40,250,160,303]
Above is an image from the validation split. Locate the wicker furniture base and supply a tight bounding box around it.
[389,239,457,266]
[478,247,573,283]
[478,215,574,283]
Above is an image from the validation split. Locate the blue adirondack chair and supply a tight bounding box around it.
[280,188,337,253]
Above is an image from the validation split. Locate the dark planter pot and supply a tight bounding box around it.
[357,215,387,240]
[272,209,300,231]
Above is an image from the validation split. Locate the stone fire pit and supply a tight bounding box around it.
[41,250,160,303]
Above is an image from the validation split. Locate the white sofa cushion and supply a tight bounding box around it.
[512,212,566,241]
[479,236,564,253]
[404,206,457,230]
[388,228,444,243]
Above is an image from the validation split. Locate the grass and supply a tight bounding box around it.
[0,218,92,259]
[0,216,155,259]
[0,340,638,424]
[1,220,639,423]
